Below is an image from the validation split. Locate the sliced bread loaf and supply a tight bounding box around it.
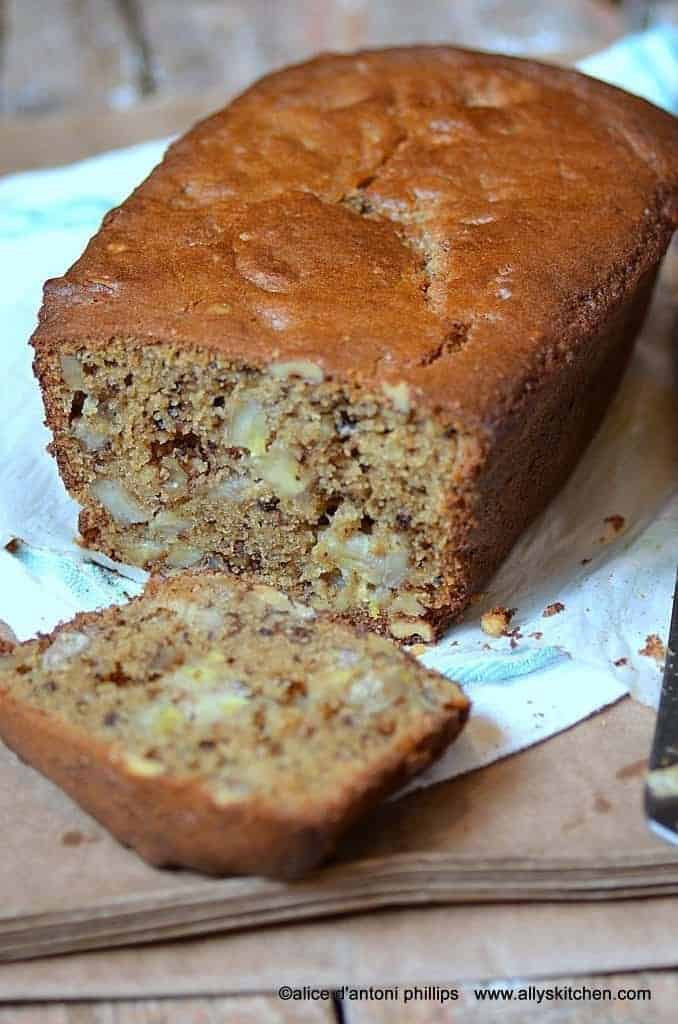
[33,48,677,642]
[0,572,468,878]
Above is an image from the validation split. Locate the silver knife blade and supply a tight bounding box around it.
[645,570,678,845]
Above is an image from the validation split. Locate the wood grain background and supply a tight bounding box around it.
[0,0,628,173]
[2,973,678,1023]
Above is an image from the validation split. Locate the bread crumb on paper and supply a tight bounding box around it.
[480,606,515,637]
[542,602,565,618]
[614,657,628,668]
[638,634,666,664]
[599,514,626,543]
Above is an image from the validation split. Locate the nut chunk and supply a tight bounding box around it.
[0,572,468,879]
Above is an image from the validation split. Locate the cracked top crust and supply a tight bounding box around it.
[33,47,677,432]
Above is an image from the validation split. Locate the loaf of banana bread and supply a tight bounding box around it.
[32,47,678,642]
[0,571,468,877]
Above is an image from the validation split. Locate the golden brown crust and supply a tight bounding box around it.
[0,690,464,878]
[443,262,661,617]
[0,573,469,878]
[32,46,677,433]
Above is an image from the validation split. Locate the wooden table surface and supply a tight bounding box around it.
[0,0,630,175]
[1,1,676,1019]
[4,972,678,1023]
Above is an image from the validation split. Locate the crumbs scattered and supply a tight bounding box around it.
[638,634,666,664]
[529,631,543,640]
[60,830,99,848]
[581,557,592,566]
[507,623,523,650]
[614,657,628,668]
[480,606,516,637]
[61,831,84,847]
[543,602,565,618]
[593,794,612,814]
[4,538,19,554]
[599,514,626,543]
[616,758,647,781]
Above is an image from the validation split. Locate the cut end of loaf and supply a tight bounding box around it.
[38,341,474,642]
[0,572,468,877]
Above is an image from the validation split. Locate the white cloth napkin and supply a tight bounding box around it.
[0,33,676,790]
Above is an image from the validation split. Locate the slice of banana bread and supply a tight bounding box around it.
[0,572,468,878]
[32,47,678,642]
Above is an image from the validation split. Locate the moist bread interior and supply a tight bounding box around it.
[1,576,464,809]
[58,344,461,642]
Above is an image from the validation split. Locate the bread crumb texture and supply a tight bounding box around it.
[48,346,458,643]
[0,572,468,876]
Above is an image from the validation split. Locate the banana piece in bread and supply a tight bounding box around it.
[0,572,468,878]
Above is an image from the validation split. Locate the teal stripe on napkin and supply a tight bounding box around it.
[420,645,571,685]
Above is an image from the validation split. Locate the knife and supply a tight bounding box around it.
[645,570,678,845]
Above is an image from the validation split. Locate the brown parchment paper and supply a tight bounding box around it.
[2,898,678,1000]
[2,698,678,994]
